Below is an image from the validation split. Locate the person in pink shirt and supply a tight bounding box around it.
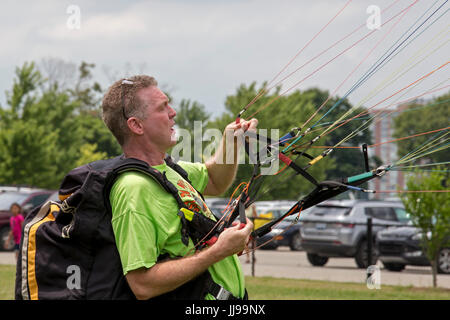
[6,203,24,262]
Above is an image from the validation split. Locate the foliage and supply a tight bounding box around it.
[305,89,374,180]
[0,61,119,189]
[393,93,450,163]
[401,169,450,287]
[172,99,210,162]
[207,83,337,200]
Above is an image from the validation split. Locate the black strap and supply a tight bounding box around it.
[291,149,315,160]
[362,143,370,172]
[278,153,319,186]
[204,273,246,300]
[164,155,192,185]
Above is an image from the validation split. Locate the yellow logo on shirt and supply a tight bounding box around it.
[176,179,215,220]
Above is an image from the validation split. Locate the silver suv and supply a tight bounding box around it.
[300,200,411,268]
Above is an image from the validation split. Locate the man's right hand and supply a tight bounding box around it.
[126,218,254,300]
[209,218,253,259]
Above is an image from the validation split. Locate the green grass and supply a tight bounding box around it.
[1,265,449,300]
[245,276,450,300]
[0,265,15,300]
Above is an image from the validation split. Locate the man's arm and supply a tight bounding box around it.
[203,119,258,196]
[125,219,253,300]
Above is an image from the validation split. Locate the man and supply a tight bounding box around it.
[101,75,257,300]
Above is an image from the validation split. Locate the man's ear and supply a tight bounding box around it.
[126,117,144,136]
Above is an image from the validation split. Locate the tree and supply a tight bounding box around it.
[175,99,210,132]
[401,169,450,287]
[39,58,121,158]
[207,83,335,200]
[0,61,118,189]
[305,89,374,180]
[0,120,60,188]
[393,93,449,164]
[172,99,210,162]
[75,143,107,168]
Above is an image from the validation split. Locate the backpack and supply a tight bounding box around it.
[15,154,227,300]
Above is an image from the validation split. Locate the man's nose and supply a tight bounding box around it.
[168,104,177,118]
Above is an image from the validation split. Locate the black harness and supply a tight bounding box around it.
[103,155,247,300]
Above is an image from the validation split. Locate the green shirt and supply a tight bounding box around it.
[109,160,245,299]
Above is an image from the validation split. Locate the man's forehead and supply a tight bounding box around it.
[138,86,168,104]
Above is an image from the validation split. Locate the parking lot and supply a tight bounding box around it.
[3,247,448,290]
[238,247,450,289]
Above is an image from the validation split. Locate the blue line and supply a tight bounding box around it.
[310,0,448,129]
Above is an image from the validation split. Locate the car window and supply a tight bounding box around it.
[310,206,351,216]
[47,192,60,202]
[271,210,283,219]
[365,207,397,221]
[0,192,29,210]
[27,193,51,208]
[393,207,411,223]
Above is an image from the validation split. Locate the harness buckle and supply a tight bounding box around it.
[215,286,232,300]
[375,165,389,177]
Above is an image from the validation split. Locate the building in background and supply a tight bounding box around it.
[368,104,407,200]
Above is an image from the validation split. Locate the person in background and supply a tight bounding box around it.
[6,203,24,262]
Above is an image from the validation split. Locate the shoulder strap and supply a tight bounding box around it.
[103,158,185,210]
[164,155,192,184]
[164,155,207,202]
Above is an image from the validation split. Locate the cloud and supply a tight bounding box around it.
[0,0,448,117]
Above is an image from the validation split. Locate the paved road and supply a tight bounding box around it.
[238,247,450,289]
[2,247,449,289]
[0,252,15,265]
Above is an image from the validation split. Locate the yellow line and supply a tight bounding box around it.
[27,210,56,300]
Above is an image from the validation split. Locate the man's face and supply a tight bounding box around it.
[137,86,177,151]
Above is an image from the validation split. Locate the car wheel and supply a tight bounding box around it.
[289,232,302,251]
[306,253,329,266]
[382,262,405,272]
[0,227,15,252]
[355,239,378,269]
[437,248,450,274]
[260,242,278,250]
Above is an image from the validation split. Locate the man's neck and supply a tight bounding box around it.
[122,142,166,166]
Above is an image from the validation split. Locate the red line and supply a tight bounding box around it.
[306,126,450,149]
[376,190,450,193]
[325,61,450,137]
[241,0,354,113]
[246,0,420,120]
[300,0,412,130]
[278,153,293,166]
[369,126,450,147]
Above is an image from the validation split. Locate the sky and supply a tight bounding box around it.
[0,0,448,119]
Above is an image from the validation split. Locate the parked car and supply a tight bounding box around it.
[253,200,306,251]
[300,200,411,268]
[204,197,229,218]
[0,188,54,251]
[377,226,450,274]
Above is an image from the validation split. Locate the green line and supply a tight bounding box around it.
[347,172,374,183]
[393,161,450,169]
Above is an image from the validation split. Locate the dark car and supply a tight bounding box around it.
[0,188,54,251]
[204,197,229,219]
[254,201,304,251]
[377,226,450,274]
[256,214,305,251]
